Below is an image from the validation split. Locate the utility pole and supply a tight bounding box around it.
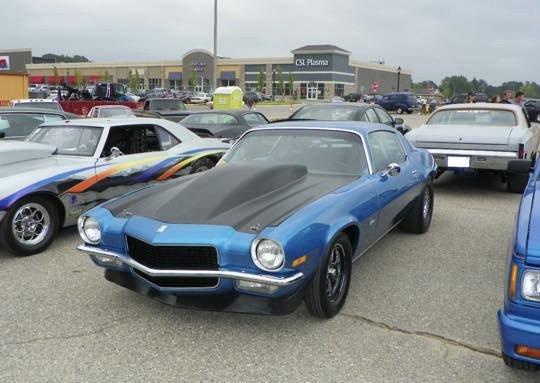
[213,0,218,91]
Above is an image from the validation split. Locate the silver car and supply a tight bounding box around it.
[0,118,229,256]
[406,103,540,192]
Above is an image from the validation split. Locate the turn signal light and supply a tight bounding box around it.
[292,255,307,268]
[516,345,540,360]
[509,264,518,299]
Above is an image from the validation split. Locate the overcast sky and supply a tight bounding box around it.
[2,0,538,84]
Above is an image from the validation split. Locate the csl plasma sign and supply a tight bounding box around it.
[295,58,329,67]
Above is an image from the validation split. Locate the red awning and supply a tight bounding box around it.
[29,76,45,84]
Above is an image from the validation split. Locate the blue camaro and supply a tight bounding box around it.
[499,158,540,370]
[78,121,437,318]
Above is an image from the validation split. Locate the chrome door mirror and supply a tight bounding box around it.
[382,163,401,177]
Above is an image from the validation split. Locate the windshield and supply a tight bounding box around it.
[182,113,238,125]
[428,109,517,126]
[222,129,369,176]
[150,99,185,110]
[100,108,134,117]
[27,125,103,156]
[13,102,62,111]
[292,106,358,121]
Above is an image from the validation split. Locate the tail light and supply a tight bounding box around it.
[518,144,525,159]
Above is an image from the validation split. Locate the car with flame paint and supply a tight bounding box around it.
[0,118,229,256]
[78,121,437,318]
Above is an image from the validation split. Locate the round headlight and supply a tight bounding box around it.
[251,239,285,271]
[78,216,101,244]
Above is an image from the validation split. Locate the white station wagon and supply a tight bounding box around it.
[406,103,540,192]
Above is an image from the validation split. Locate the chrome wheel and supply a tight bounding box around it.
[422,187,431,220]
[194,165,209,173]
[11,203,50,246]
[326,243,346,302]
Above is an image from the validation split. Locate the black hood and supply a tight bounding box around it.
[104,164,356,233]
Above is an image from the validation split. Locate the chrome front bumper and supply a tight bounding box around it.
[78,244,304,287]
[427,149,517,171]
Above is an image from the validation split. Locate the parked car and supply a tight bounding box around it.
[449,93,488,104]
[190,93,213,104]
[343,93,363,102]
[498,157,540,370]
[11,99,63,112]
[77,121,437,317]
[406,103,539,192]
[286,103,410,135]
[0,107,80,140]
[376,92,419,114]
[143,98,192,122]
[525,99,540,122]
[243,91,261,103]
[175,91,194,104]
[181,110,269,140]
[0,118,229,256]
[87,105,135,118]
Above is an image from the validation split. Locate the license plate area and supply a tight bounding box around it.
[447,156,470,168]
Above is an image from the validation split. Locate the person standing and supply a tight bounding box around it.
[500,89,513,104]
[490,95,501,103]
[513,91,526,107]
[464,91,476,103]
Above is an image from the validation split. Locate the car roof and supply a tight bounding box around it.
[0,107,65,114]
[296,102,370,110]
[435,103,524,112]
[39,117,165,128]
[11,99,58,103]
[257,120,393,135]
[186,109,250,116]
[91,105,131,109]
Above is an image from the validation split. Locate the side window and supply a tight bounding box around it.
[243,113,268,127]
[364,108,379,123]
[43,114,65,122]
[101,125,162,157]
[156,126,180,150]
[374,108,393,126]
[367,131,407,172]
[0,114,45,138]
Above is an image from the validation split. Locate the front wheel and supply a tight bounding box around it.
[304,233,352,318]
[0,196,59,256]
[190,157,215,174]
[399,181,434,234]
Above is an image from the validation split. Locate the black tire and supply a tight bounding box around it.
[503,353,539,371]
[0,196,59,256]
[190,157,215,174]
[507,173,528,193]
[400,181,434,234]
[304,233,352,319]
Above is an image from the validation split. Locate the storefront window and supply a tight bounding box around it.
[317,83,325,99]
[149,78,162,90]
[300,83,307,99]
[334,83,344,97]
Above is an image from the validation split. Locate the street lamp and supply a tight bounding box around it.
[397,66,401,92]
[272,69,276,101]
[213,0,218,91]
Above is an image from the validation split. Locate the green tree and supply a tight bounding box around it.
[256,66,266,92]
[42,53,91,63]
[439,75,470,98]
[188,70,197,90]
[103,70,111,82]
[276,65,284,96]
[287,72,294,97]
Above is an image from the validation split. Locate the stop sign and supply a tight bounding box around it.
[371,81,379,93]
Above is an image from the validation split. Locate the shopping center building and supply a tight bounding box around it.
[24,45,412,100]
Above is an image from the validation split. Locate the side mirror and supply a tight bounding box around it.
[508,160,533,175]
[394,117,404,125]
[382,163,401,177]
[106,146,123,160]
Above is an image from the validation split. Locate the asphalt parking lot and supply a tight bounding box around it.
[0,109,537,382]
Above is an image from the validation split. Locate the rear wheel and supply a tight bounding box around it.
[503,353,539,371]
[400,181,434,234]
[507,173,528,193]
[304,233,352,318]
[0,196,59,256]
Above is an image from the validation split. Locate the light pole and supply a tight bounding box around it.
[272,69,276,101]
[397,66,401,92]
[213,0,218,91]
